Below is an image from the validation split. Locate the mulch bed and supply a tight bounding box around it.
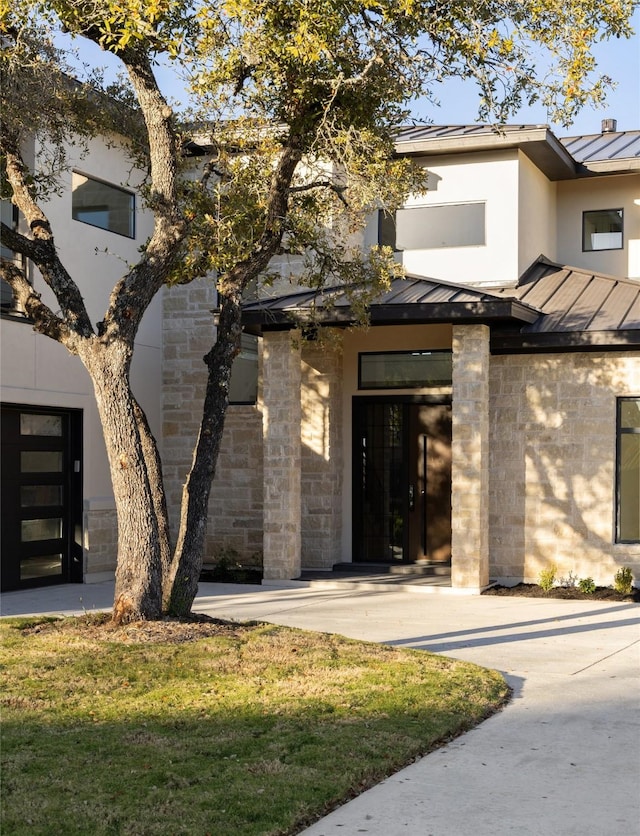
[483,583,639,603]
[20,612,253,644]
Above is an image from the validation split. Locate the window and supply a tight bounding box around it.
[359,350,452,390]
[617,398,640,542]
[583,209,623,252]
[72,173,135,238]
[229,334,259,404]
[378,203,485,251]
[1,199,26,312]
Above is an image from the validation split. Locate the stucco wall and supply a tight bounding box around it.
[1,135,159,582]
[489,351,640,586]
[556,173,640,279]
[518,152,557,274]
[363,150,522,287]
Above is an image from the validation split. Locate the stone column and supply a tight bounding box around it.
[262,331,302,580]
[451,324,490,589]
[300,335,343,568]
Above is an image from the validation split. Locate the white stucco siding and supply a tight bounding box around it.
[0,324,112,502]
[518,152,557,273]
[24,135,163,440]
[391,151,521,286]
[34,135,157,333]
[1,134,162,580]
[556,173,640,279]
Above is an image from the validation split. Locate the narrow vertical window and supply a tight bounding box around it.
[229,334,259,404]
[617,398,640,542]
[1,199,25,311]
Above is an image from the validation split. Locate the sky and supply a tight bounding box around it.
[416,7,640,136]
[66,7,640,138]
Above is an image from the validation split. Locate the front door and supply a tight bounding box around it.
[353,398,451,564]
[1,404,83,591]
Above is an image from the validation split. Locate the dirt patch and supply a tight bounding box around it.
[20,611,253,644]
[482,583,639,603]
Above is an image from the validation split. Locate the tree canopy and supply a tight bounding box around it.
[1,0,637,621]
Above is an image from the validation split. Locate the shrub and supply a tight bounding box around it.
[613,567,634,595]
[538,563,557,592]
[558,571,578,588]
[578,577,596,595]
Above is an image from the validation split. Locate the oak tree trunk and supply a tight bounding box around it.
[83,346,166,623]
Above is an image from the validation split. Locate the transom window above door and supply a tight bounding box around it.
[359,350,452,390]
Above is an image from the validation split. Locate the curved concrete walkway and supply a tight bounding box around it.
[2,581,639,835]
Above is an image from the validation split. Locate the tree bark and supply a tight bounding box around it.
[82,345,165,623]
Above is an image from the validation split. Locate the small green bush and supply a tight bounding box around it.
[538,563,557,592]
[613,567,634,595]
[578,577,596,595]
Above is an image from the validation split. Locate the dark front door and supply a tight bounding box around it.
[353,398,451,564]
[1,405,83,591]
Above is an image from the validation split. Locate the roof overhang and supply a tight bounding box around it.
[241,285,540,336]
[394,127,577,181]
[491,328,640,354]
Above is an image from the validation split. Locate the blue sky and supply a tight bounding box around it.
[68,7,640,137]
[415,7,640,136]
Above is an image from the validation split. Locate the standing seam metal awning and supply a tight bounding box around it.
[241,258,640,352]
[241,275,541,334]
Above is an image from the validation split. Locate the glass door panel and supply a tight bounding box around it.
[1,405,82,590]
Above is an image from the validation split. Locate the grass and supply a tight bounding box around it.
[0,614,509,836]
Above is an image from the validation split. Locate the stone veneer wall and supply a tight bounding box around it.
[489,351,640,586]
[163,281,263,563]
[262,331,301,579]
[451,325,490,589]
[300,337,343,569]
[83,506,118,581]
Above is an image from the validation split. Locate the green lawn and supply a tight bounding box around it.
[0,614,509,835]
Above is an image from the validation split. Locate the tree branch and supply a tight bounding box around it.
[289,179,349,205]
[2,144,94,339]
[0,260,75,346]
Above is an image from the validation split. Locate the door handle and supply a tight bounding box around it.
[409,483,415,511]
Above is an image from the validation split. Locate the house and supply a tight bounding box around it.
[193,122,640,590]
[1,134,160,591]
[2,122,639,592]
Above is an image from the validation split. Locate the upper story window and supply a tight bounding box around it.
[617,397,640,543]
[72,173,135,238]
[1,199,26,313]
[582,209,623,252]
[379,202,485,252]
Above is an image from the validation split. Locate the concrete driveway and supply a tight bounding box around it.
[2,580,639,835]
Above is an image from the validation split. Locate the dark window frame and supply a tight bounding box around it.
[616,396,640,544]
[71,171,136,239]
[582,208,624,253]
[358,349,453,391]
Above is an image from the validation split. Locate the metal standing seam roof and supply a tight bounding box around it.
[241,258,640,351]
[560,131,640,164]
[241,274,541,334]
[391,124,640,172]
[489,258,640,350]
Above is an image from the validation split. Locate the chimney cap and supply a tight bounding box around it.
[601,118,617,133]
